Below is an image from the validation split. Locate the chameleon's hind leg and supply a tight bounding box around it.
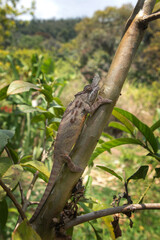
[61,154,82,172]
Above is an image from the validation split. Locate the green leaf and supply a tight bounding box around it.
[7,81,39,95]
[31,114,45,123]
[0,85,8,100]
[114,108,158,153]
[41,57,54,74]
[127,165,149,183]
[18,104,38,113]
[12,219,41,240]
[78,202,92,213]
[0,165,23,201]
[0,130,15,151]
[0,199,8,228]
[49,118,61,124]
[46,126,54,138]
[20,155,32,163]
[6,55,20,80]
[0,157,13,177]
[0,129,15,138]
[150,119,160,132]
[112,109,134,134]
[40,89,53,103]
[42,84,53,93]
[89,222,103,240]
[155,168,160,178]
[97,165,123,181]
[84,176,93,198]
[6,146,19,164]
[52,97,64,108]
[89,138,143,165]
[101,132,114,140]
[21,161,50,179]
[108,121,131,134]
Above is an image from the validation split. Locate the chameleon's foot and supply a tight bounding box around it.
[61,154,82,172]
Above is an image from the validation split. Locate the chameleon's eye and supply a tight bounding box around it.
[84,85,92,92]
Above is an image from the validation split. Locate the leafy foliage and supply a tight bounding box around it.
[0,2,160,239]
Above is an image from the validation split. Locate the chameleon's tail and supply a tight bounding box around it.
[29,162,60,223]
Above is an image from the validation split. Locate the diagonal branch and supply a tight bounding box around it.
[0,178,27,220]
[142,11,160,23]
[64,203,160,229]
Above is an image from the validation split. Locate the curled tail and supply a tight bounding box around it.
[29,161,61,223]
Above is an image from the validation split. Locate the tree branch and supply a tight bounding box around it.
[122,0,145,36]
[142,11,160,23]
[64,203,160,229]
[0,178,27,220]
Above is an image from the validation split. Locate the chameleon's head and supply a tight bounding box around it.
[88,73,100,103]
[75,73,100,103]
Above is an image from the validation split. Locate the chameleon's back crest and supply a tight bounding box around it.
[91,73,100,88]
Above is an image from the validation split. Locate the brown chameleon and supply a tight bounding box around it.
[30,74,112,222]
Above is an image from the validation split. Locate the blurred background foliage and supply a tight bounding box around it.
[0,0,160,239]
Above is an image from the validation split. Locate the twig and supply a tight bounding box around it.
[0,178,27,220]
[64,203,160,229]
[18,182,25,205]
[142,11,160,23]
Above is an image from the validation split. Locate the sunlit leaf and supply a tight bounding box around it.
[101,132,114,140]
[12,219,41,240]
[84,176,93,199]
[97,165,123,181]
[109,121,131,134]
[21,161,50,179]
[89,138,143,165]
[7,81,39,95]
[0,157,13,177]
[114,108,158,153]
[41,57,55,74]
[150,119,160,132]
[112,109,134,134]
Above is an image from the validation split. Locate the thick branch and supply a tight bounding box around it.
[64,203,160,229]
[0,178,26,220]
[122,0,145,35]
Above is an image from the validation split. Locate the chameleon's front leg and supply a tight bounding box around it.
[85,95,112,114]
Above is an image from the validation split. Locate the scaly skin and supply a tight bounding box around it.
[29,74,112,223]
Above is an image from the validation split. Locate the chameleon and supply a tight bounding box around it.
[29,74,112,223]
